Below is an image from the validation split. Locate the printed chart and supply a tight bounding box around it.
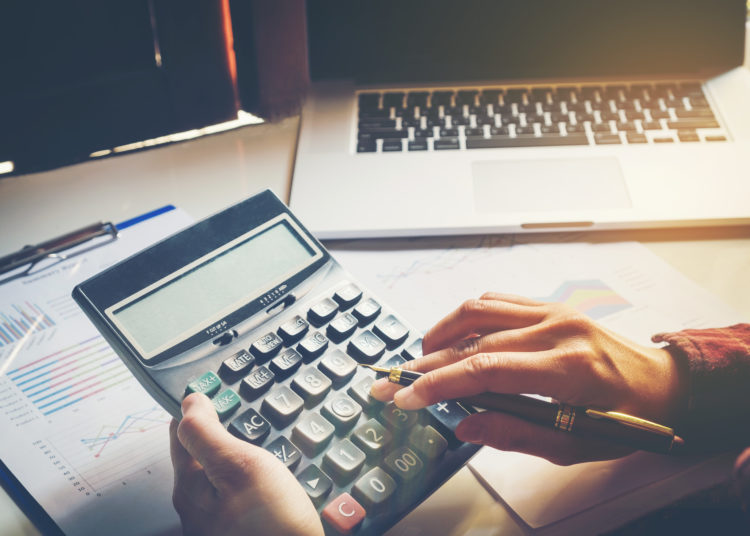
[45,406,171,492]
[0,301,56,347]
[537,279,631,320]
[5,335,132,416]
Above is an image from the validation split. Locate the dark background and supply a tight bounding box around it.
[0,0,746,176]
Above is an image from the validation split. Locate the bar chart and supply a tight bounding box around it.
[0,301,56,347]
[5,335,134,416]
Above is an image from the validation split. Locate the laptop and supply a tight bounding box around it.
[290,0,750,239]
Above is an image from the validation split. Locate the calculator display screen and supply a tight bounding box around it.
[110,219,318,359]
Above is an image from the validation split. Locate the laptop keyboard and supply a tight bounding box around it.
[356,83,726,152]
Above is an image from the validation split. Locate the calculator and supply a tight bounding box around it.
[72,190,480,535]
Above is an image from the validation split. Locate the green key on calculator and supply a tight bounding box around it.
[73,190,480,535]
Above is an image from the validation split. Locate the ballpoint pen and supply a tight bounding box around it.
[359,364,684,454]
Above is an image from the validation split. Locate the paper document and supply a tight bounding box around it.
[0,208,192,535]
[329,235,745,532]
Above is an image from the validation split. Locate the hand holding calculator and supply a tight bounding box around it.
[73,191,480,535]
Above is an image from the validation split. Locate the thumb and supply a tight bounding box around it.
[177,393,255,489]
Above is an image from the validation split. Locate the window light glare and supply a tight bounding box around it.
[0,161,14,174]
[89,111,262,159]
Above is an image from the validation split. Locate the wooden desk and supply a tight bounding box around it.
[0,115,748,536]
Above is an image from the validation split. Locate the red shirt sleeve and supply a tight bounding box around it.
[652,324,750,453]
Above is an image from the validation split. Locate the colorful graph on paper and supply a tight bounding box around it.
[538,279,630,320]
[0,301,56,346]
[80,406,170,458]
[5,335,133,416]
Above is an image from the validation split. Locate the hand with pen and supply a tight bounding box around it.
[371,293,690,466]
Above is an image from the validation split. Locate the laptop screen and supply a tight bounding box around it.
[308,0,746,83]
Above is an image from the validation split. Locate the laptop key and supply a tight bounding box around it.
[408,140,428,151]
[678,130,700,142]
[667,119,719,129]
[359,119,396,129]
[358,128,408,139]
[594,133,621,144]
[382,139,403,152]
[626,132,648,144]
[467,134,588,149]
[357,141,377,153]
[434,138,460,150]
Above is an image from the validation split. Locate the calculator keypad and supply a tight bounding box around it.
[181,280,479,535]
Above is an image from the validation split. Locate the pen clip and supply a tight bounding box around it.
[584,409,675,438]
[0,222,118,284]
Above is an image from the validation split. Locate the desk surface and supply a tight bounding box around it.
[1,115,749,536]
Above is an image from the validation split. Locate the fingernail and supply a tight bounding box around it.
[370,378,391,396]
[393,386,429,410]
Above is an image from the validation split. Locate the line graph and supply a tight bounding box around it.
[80,407,170,458]
[538,279,631,320]
[45,405,171,491]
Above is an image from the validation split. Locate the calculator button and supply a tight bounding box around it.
[379,402,420,433]
[326,312,358,343]
[269,348,303,379]
[323,438,366,484]
[250,332,283,360]
[401,338,423,360]
[297,331,329,361]
[351,418,392,459]
[332,283,363,309]
[277,315,309,345]
[322,394,362,433]
[352,298,381,326]
[321,493,366,535]
[426,400,471,448]
[291,367,332,408]
[220,350,255,377]
[266,436,301,471]
[408,424,448,461]
[383,447,424,484]
[384,354,406,368]
[292,413,335,456]
[212,389,241,420]
[308,297,339,326]
[347,330,386,363]
[229,408,271,445]
[240,365,275,399]
[318,349,357,386]
[352,467,397,512]
[262,385,304,428]
[347,376,383,413]
[185,371,221,397]
[373,315,409,349]
[297,464,333,507]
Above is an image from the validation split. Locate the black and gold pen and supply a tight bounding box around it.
[360,364,684,454]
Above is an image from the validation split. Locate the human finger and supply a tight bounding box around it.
[392,350,564,410]
[478,292,546,306]
[456,412,633,465]
[422,298,547,354]
[177,393,250,490]
[370,326,553,402]
[170,419,221,512]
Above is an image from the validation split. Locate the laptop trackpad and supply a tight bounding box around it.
[472,157,631,213]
